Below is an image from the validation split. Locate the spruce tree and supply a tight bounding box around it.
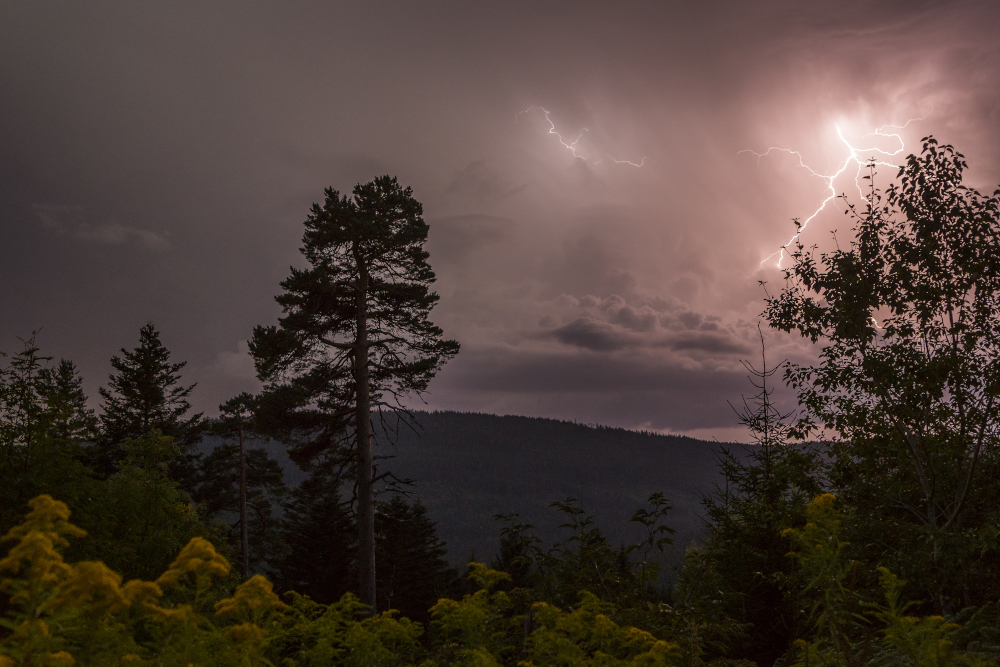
[38,359,98,445]
[275,466,356,603]
[374,495,456,623]
[97,323,203,484]
[678,331,822,665]
[0,339,98,538]
[0,336,50,468]
[275,473,457,619]
[251,176,459,612]
[0,337,53,531]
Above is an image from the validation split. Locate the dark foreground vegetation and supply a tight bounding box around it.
[3,138,1000,665]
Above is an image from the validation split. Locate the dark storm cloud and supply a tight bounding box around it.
[540,294,752,358]
[1,1,998,438]
[547,317,635,352]
[448,346,742,396]
[544,317,753,357]
[661,332,753,356]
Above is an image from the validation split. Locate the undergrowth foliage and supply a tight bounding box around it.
[1,494,995,667]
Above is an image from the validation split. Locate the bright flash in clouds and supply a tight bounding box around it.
[516,106,646,167]
[744,109,931,267]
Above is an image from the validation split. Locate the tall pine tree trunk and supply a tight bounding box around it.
[354,251,377,612]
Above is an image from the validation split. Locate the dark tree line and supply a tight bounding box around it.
[0,320,457,621]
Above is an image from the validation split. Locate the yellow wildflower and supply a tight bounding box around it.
[224,623,267,645]
[50,561,127,615]
[214,575,287,622]
[0,496,86,548]
[155,538,230,591]
[121,580,164,608]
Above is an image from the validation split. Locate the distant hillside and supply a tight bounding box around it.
[213,411,745,571]
[371,411,742,569]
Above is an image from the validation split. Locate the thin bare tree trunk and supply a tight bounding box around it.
[354,250,376,613]
[239,419,249,579]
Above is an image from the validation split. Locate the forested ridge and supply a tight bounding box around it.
[205,409,735,570]
[3,140,1000,665]
[372,410,736,568]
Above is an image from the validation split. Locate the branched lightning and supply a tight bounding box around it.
[744,108,931,267]
[609,156,647,167]
[516,106,646,168]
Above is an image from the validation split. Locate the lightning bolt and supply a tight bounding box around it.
[609,156,647,167]
[516,106,646,167]
[744,108,931,267]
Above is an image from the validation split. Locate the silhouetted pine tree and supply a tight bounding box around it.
[0,336,51,471]
[491,515,537,591]
[250,177,459,611]
[0,340,101,538]
[96,322,203,487]
[276,468,457,617]
[374,494,457,623]
[275,466,355,604]
[38,359,98,445]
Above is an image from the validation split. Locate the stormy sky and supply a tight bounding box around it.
[2,2,998,440]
